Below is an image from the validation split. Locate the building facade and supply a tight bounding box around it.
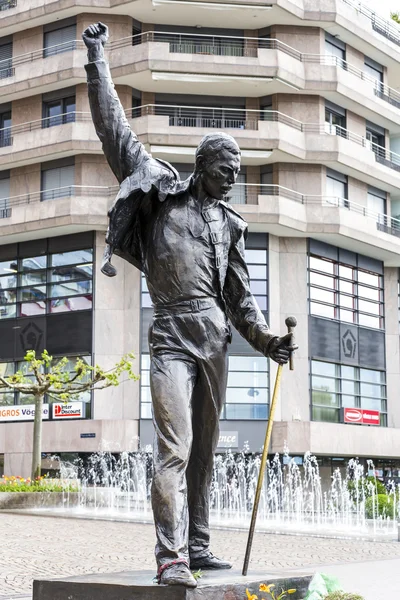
[1,0,400,481]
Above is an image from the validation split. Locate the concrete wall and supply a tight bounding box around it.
[92,231,141,422]
[384,267,400,429]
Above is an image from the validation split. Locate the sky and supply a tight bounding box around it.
[362,0,399,17]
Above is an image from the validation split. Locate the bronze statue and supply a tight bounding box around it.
[82,22,297,588]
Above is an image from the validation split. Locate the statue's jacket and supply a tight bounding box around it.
[85,59,276,355]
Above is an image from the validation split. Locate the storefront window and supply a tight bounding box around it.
[311,360,387,426]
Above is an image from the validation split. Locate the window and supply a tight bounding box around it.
[225,355,268,419]
[41,162,74,201]
[308,254,384,329]
[325,101,346,137]
[0,356,92,417]
[43,23,76,58]
[43,95,75,128]
[311,360,387,426]
[0,40,12,79]
[0,173,10,219]
[364,56,384,84]
[0,247,93,319]
[367,186,386,225]
[325,33,345,67]
[366,120,385,163]
[326,169,347,205]
[0,110,11,147]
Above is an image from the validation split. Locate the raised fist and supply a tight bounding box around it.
[82,22,109,49]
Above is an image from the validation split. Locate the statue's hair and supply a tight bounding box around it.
[194,132,241,172]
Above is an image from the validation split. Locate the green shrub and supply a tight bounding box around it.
[347,476,386,501]
[324,593,364,600]
[365,494,395,519]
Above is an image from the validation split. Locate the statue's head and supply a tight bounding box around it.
[194,132,241,201]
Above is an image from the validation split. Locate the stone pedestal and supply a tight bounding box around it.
[33,569,312,600]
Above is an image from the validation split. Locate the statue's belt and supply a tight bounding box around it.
[153,297,220,315]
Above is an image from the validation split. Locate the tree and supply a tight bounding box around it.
[391,12,400,24]
[0,350,138,481]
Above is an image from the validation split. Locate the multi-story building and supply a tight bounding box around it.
[1,0,400,483]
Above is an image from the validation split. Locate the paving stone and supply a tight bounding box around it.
[1,513,400,598]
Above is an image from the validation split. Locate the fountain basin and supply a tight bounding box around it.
[0,492,80,510]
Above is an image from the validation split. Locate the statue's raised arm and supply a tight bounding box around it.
[82,22,149,184]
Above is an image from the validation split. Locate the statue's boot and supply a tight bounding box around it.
[159,563,197,588]
[190,552,232,570]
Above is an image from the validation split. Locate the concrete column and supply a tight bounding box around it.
[277,238,310,425]
[275,94,322,122]
[268,234,281,421]
[246,165,260,205]
[348,177,368,208]
[93,232,141,425]
[74,155,116,187]
[141,92,156,115]
[13,25,42,57]
[244,28,258,58]
[12,95,42,126]
[346,45,364,71]
[384,267,400,428]
[346,111,365,138]
[270,25,321,53]
[75,83,90,113]
[9,164,41,198]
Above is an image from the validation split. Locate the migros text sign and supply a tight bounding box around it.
[0,404,49,422]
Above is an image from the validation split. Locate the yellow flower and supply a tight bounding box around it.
[246,589,258,600]
[260,584,275,593]
[288,590,296,595]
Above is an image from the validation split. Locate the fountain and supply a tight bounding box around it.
[49,449,399,540]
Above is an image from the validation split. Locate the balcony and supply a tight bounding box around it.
[2,105,400,188]
[109,32,400,127]
[127,105,400,189]
[0,112,99,169]
[1,31,400,126]
[0,185,116,242]
[0,40,85,104]
[237,184,400,265]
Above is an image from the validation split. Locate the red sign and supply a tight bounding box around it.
[52,402,84,419]
[342,408,380,426]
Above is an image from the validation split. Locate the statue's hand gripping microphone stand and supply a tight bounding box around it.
[242,316,297,576]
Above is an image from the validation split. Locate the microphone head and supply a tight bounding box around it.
[285,316,297,329]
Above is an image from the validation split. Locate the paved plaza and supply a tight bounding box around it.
[1,513,400,599]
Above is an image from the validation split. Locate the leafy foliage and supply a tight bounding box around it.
[391,12,400,24]
[0,349,139,400]
[365,494,395,519]
[0,475,78,493]
[347,475,386,501]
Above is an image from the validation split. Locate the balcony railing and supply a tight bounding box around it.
[2,107,400,175]
[252,183,400,237]
[1,183,400,240]
[341,0,400,47]
[0,31,399,111]
[127,104,400,173]
[0,0,16,10]
[0,185,118,218]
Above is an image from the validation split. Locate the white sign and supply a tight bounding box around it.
[218,431,239,448]
[0,404,49,422]
[52,402,84,419]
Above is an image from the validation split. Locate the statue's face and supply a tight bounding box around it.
[201,149,241,201]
